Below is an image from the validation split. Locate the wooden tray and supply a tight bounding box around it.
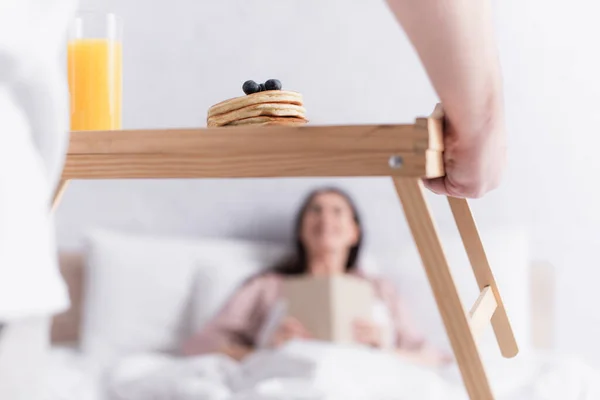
[53,106,518,400]
[62,120,443,180]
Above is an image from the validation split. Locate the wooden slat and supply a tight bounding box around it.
[414,103,444,151]
[62,150,443,179]
[52,179,69,211]
[393,178,493,400]
[67,124,443,155]
[448,197,519,358]
[469,286,498,340]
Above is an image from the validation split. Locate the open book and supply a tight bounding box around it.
[279,274,375,344]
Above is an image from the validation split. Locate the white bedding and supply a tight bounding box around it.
[98,341,600,400]
[43,346,102,400]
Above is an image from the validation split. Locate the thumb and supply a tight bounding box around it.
[422,177,448,196]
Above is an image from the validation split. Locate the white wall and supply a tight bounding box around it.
[57,0,600,365]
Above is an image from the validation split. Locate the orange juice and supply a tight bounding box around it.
[68,39,122,131]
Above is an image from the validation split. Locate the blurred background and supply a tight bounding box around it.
[56,0,599,368]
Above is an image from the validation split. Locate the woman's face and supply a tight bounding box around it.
[299,191,360,260]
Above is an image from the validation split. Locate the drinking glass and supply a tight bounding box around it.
[68,12,123,131]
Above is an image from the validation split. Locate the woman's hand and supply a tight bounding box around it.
[270,316,312,348]
[352,318,384,348]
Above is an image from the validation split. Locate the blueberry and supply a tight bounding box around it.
[242,80,260,95]
[259,83,266,92]
[264,79,282,91]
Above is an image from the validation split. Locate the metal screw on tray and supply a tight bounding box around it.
[388,155,404,169]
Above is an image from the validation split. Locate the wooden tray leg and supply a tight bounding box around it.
[447,196,519,358]
[393,177,494,400]
[52,179,69,211]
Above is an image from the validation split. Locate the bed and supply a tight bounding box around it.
[46,227,598,400]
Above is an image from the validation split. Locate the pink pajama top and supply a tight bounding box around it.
[182,270,428,356]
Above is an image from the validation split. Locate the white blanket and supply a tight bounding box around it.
[43,346,101,400]
[104,341,600,400]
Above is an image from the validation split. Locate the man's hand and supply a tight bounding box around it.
[424,104,507,198]
[386,0,507,198]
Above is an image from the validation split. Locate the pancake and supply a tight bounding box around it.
[207,103,306,127]
[227,116,308,127]
[207,90,303,118]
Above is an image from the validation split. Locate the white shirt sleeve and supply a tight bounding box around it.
[0,0,77,320]
[0,0,77,198]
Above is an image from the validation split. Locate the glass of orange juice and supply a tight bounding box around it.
[68,12,123,131]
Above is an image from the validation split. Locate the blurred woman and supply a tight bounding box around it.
[182,187,451,367]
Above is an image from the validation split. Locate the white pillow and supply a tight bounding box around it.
[80,229,200,366]
[80,230,294,364]
[186,238,290,334]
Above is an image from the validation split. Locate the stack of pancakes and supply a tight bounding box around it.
[207,90,308,127]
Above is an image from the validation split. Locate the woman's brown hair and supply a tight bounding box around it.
[270,186,363,276]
